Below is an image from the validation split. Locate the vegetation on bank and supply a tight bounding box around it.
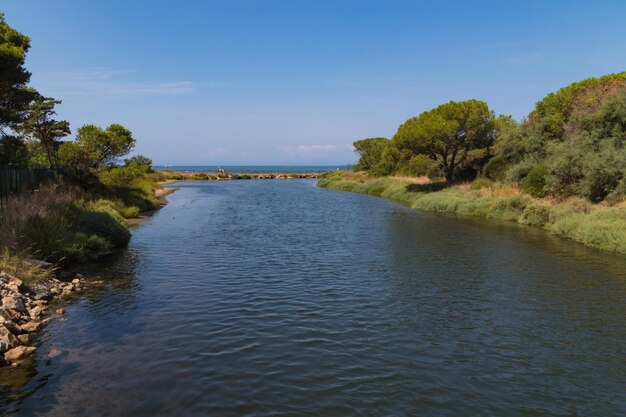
[353,72,626,204]
[327,72,626,254]
[0,14,160,270]
[319,171,626,254]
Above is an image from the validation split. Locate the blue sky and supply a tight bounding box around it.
[4,0,626,165]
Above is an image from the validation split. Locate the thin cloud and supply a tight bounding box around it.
[33,68,195,97]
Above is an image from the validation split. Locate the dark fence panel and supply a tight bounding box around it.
[0,166,60,214]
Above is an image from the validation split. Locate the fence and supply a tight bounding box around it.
[0,166,60,214]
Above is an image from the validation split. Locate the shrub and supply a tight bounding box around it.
[521,165,548,197]
[122,206,141,218]
[76,211,130,249]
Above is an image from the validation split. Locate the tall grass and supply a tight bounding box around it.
[318,171,626,255]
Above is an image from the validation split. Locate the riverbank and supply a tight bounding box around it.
[318,170,626,255]
[0,264,86,366]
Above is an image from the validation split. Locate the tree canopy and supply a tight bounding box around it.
[15,95,70,167]
[0,13,36,134]
[393,100,497,183]
[60,123,135,170]
[353,137,389,171]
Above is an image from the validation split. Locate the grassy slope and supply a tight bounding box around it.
[318,171,626,255]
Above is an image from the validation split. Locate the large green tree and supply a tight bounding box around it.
[59,124,135,170]
[353,137,389,171]
[15,95,71,167]
[393,100,497,183]
[0,13,36,135]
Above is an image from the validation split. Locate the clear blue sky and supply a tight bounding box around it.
[4,1,626,165]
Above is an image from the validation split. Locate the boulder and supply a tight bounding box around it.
[2,296,27,314]
[0,325,20,353]
[29,305,45,319]
[17,334,31,344]
[19,320,42,333]
[4,346,36,362]
[33,290,52,301]
[55,308,65,315]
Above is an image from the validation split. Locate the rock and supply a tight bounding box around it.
[32,300,47,306]
[55,308,65,315]
[29,305,45,319]
[0,325,20,353]
[4,346,36,362]
[17,334,31,344]
[2,296,27,314]
[48,348,62,358]
[28,259,54,269]
[50,287,59,295]
[33,290,52,301]
[19,320,42,333]
[1,320,21,335]
[71,278,80,284]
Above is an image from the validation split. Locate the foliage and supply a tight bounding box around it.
[59,123,135,170]
[124,154,153,172]
[0,13,37,133]
[520,165,547,197]
[14,95,70,167]
[392,100,497,183]
[0,134,29,165]
[0,248,53,284]
[353,137,390,171]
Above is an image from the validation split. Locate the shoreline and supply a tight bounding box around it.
[0,183,177,368]
[318,171,626,255]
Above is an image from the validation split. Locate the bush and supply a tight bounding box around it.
[122,206,141,218]
[76,210,130,249]
[483,155,508,181]
[521,165,548,197]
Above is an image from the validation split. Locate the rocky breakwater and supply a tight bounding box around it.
[0,270,85,366]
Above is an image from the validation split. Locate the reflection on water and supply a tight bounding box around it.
[1,180,625,416]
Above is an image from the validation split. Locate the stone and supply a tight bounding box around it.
[28,259,53,269]
[33,290,52,301]
[0,325,19,353]
[29,305,45,319]
[4,346,36,362]
[55,308,65,315]
[32,300,47,306]
[17,334,31,344]
[48,348,62,358]
[71,278,80,284]
[19,320,42,333]
[2,296,27,314]
[1,320,21,335]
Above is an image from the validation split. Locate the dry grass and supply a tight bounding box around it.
[0,248,55,284]
[0,182,78,249]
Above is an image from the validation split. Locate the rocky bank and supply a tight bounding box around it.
[0,269,85,367]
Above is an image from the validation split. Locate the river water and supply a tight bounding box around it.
[1,180,625,416]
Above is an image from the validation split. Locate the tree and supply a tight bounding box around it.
[0,134,29,165]
[0,13,37,135]
[15,95,70,167]
[60,123,136,169]
[353,137,389,171]
[393,100,497,184]
[124,154,153,171]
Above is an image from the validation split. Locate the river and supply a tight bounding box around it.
[2,179,625,416]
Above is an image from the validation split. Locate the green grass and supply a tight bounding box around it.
[318,171,626,255]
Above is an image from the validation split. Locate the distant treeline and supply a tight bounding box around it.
[353,72,626,203]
